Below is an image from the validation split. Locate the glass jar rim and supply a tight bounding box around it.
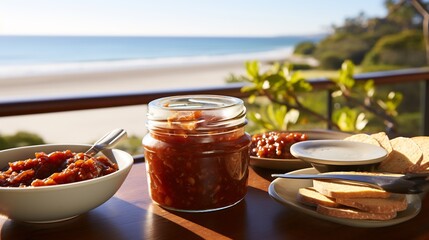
[148,95,243,111]
[147,95,247,130]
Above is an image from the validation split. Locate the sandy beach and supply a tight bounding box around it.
[0,54,317,144]
[0,61,249,144]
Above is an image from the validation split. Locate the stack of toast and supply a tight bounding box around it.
[295,132,428,220]
[297,177,408,220]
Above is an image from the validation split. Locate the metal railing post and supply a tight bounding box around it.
[422,79,429,135]
[327,89,334,130]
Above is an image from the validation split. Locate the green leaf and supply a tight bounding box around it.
[241,85,258,93]
[377,91,403,116]
[331,90,343,98]
[265,74,284,91]
[247,94,256,104]
[245,102,300,132]
[355,113,368,131]
[274,105,288,130]
[341,60,355,78]
[288,71,302,84]
[284,109,300,129]
[333,107,363,132]
[388,91,403,107]
[338,75,355,89]
[364,80,375,97]
[337,60,355,88]
[337,112,351,131]
[264,104,285,130]
[293,79,313,92]
[266,104,277,126]
[246,61,260,79]
[248,111,272,129]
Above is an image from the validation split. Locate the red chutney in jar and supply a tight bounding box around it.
[143,95,251,212]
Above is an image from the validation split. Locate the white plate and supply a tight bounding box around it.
[290,140,388,165]
[268,168,422,227]
[250,130,351,170]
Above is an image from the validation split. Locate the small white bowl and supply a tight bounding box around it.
[290,140,388,172]
[0,144,133,223]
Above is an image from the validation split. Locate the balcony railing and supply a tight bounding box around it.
[1,67,428,136]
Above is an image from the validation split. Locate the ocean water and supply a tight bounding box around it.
[0,35,321,77]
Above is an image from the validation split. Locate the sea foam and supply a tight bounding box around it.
[0,47,293,79]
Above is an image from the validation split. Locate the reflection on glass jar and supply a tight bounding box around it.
[143,95,251,212]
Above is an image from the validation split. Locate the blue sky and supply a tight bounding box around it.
[0,0,387,36]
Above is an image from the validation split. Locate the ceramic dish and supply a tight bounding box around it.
[0,144,133,223]
[250,130,351,170]
[290,140,388,172]
[268,168,422,227]
[290,140,388,165]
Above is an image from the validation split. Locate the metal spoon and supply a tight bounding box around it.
[85,129,127,156]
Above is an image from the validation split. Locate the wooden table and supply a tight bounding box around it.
[1,162,428,240]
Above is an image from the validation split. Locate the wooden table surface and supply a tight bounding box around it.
[1,162,428,240]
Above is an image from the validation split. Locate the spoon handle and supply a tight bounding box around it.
[271,173,398,184]
[271,173,420,194]
[85,129,127,156]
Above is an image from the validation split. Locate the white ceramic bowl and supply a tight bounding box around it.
[0,144,133,223]
[290,140,388,172]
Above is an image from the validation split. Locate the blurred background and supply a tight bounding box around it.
[0,0,427,154]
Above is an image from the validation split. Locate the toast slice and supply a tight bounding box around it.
[317,205,397,220]
[344,133,381,146]
[297,187,339,207]
[313,180,390,199]
[378,137,423,173]
[411,136,429,171]
[371,132,393,156]
[335,194,407,214]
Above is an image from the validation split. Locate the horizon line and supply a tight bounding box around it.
[0,33,328,38]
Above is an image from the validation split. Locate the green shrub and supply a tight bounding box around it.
[0,131,145,156]
[314,34,373,67]
[362,30,426,68]
[318,52,344,69]
[293,41,316,55]
[0,131,45,150]
[292,63,313,70]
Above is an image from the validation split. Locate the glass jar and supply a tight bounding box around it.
[143,95,251,212]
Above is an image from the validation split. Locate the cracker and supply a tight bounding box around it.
[344,133,380,146]
[411,136,429,171]
[378,137,423,173]
[371,132,393,156]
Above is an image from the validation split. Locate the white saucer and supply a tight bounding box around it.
[290,140,388,166]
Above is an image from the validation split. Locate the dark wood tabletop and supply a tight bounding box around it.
[1,162,428,240]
